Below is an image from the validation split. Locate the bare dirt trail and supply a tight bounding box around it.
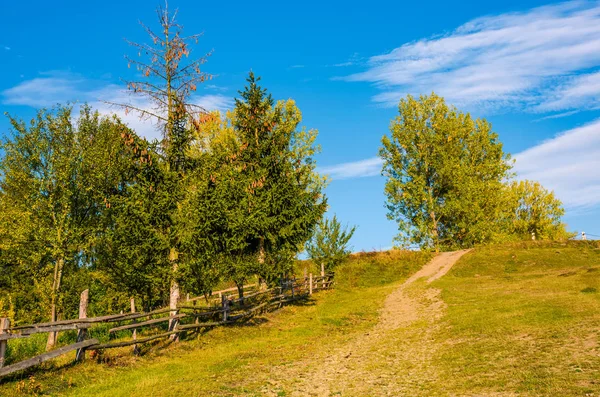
[276,250,471,397]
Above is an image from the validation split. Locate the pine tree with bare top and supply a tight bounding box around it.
[106,1,213,332]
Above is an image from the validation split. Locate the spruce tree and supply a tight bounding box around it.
[187,73,328,294]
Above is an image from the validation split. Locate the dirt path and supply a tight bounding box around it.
[280,250,470,396]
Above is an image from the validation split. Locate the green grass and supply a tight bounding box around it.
[3,242,598,396]
[430,241,600,396]
[0,250,430,396]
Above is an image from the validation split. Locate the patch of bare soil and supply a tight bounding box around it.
[262,250,470,397]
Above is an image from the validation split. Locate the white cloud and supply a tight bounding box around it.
[193,94,234,112]
[534,110,581,121]
[4,46,10,51]
[514,118,600,209]
[1,71,233,140]
[319,157,383,180]
[343,1,600,114]
[1,71,88,107]
[332,62,353,67]
[536,70,600,112]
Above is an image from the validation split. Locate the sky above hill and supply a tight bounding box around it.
[1,0,599,250]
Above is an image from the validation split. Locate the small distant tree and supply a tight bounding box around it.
[505,180,570,240]
[306,215,356,272]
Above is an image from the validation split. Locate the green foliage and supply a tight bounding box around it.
[231,73,327,267]
[306,215,356,272]
[183,73,328,292]
[505,180,571,240]
[381,93,569,251]
[96,134,175,309]
[0,106,133,324]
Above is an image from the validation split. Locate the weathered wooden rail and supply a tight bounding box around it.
[0,273,334,379]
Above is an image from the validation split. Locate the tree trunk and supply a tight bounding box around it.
[168,247,180,340]
[430,210,439,252]
[46,257,64,351]
[258,237,265,264]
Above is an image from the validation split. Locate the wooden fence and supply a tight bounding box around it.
[0,273,334,379]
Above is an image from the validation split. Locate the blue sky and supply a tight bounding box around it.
[1,0,600,250]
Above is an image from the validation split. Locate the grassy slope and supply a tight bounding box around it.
[2,242,598,396]
[431,241,600,396]
[0,250,430,396]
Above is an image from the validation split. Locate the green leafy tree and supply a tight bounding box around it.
[505,180,570,240]
[0,106,131,347]
[306,215,356,272]
[380,93,512,251]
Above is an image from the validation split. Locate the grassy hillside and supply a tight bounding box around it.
[1,242,598,396]
[0,250,430,396]
[431,241,600,395]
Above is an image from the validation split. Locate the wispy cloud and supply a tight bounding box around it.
[514,118,600,209]
[535,70,600,112]
[290,65,305,69]
[1,71,90,107]
[319,157,383,180]
[204,84,228,92]
[534,110,581,122]
[1,71,233,140]
[3,46,10,51]
[343,1,600,114]
[332,62,354,67]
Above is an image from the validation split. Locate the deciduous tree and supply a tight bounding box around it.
[306,215,356,272]
[505,180,570,240]
[0,106,131,348]
[380,94,512,250]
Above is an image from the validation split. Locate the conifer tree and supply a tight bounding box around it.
[106,2,212,321]
[186,74,327,296]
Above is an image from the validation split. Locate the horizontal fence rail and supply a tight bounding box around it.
[0,273,334,379]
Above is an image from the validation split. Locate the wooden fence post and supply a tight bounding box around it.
[0,317,9,368]
[309,274,313,295]
[221,295,229,322]
[130,297,140,355]
[75,289,89,362]
[321,263,325,288]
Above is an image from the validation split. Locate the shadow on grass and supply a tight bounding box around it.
[0,293,324,388]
